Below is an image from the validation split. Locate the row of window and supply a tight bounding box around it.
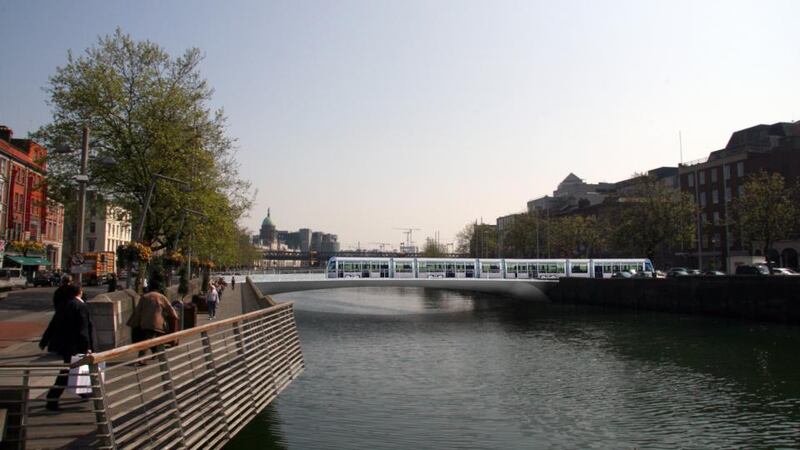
[686,161,744,187]
[698,186,744,206]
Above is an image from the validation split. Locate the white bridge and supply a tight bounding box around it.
[247,275,557,301]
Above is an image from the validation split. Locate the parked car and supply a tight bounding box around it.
[611,271,633,279]
[32,271,60,287]
[654,270,667,279]
[735,264,770,276]
[687,269,702,276]
[666,268,689,278]
[703,270,726,276]
[633,271,655,278]
[771,267,799,276]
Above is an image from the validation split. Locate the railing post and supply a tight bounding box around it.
[20,369,30,449]
[200,331,232,440]
[90,363,116,449]
[155,351,188,448]
[232,321,258,416]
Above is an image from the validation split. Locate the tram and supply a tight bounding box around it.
[326,257,653,279]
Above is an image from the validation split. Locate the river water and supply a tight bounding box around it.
[225,287,800,449]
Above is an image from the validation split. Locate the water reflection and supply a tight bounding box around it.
[226,287,800,449]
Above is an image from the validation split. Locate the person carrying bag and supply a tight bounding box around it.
[39,284,94,411]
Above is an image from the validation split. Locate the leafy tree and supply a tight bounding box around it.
[455,224,474,254]
[549,215,609,258]
[422,237,447,257]
[33,28,252,264]
[733,171,799,271]
[611,174,695,264]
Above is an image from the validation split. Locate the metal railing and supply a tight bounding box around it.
[1,301,304,449]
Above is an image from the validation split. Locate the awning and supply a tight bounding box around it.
[5,255,52,266]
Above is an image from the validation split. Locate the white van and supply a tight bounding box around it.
[0,268,27,290]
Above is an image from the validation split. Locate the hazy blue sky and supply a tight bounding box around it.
[1,0,798,249]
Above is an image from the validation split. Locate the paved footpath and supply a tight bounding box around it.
[0,283,247,448]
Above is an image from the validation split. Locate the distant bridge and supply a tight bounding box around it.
[252,277,556,301]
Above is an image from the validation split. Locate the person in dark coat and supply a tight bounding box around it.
[39,284,94,411]
[231,276,235,290]
[52,275,74,311]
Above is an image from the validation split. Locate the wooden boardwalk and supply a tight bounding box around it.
[0,280,304,449]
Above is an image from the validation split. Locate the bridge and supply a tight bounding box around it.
[251,276,557,301]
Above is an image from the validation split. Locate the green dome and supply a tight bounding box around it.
[261,208,274,228]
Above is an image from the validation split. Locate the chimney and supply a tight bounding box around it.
[0,126,12,142]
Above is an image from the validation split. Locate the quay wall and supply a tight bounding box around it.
[86,278,202,350]
[550,277,800,324]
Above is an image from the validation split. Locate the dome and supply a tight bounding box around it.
[261,208,274,228]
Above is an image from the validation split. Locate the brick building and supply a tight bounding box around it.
[678,122,800,272]
[0,125,64,270]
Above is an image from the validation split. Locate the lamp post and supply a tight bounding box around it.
[56,127,90,285]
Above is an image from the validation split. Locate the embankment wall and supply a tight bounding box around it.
[550,277,800,324]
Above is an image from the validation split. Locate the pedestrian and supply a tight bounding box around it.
[206,283,219,320]
[107,273,118,293]
[231,275,235,291]
[52,275,74,311]
[126,291,179,363]
[39,284,93,411]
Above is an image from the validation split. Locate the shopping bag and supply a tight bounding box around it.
[68,355,106,395]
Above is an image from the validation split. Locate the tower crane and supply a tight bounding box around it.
[393,227,421,248]
[369,242,392,252]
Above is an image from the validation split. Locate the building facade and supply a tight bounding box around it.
[678,122,800,272]
[84,204,132,253]
[0,125,63,270]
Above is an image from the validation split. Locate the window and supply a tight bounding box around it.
[713,233,721,249]
[89,222,96,233]
[88,239,96,252]
[737,162,744,177]
[712,190,718,204]
[738,185,744,197]
[701,213,707,224]
[713,212,719,224]
[711,168,717,183]
[723,165,731,180]
[725,187,731,202]
[700,192,706,206]
[687,174,694,187]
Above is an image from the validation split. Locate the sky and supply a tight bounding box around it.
[1,0,798,250]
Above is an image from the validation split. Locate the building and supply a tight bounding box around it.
[42,201,64,270]
[0,125,63,271]
[527,173,615,213]
[678,122,800,272]
[84,204,132,253]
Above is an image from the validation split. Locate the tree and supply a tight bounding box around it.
[455,224,474,254]
[733,171,799,271]
[34,29,252,263]
[611,175,695,264]
[422,237,446,257]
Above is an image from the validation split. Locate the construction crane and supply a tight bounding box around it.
[369,242,392,252]
[393,227,421,248]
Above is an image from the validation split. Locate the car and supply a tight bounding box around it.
[611,271,633,279]
[654,270,667,279]
[771,267,799,276]
[666,268,689,278]
[687,269,702,276]
[633,271,655,278]
[735,264,770,276]
[32,271,59,287]
[703,270,726,276]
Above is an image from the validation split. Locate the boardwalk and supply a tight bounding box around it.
[0,281,303,449]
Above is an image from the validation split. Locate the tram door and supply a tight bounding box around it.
[594,265,603,279]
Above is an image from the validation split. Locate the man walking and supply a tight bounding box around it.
[52,275,74,311]
[39,284,93,411]
[206,283,219,320]
[127,291,179,362]
[231,275,235,291]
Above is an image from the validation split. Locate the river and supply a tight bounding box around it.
[225,286,800,449]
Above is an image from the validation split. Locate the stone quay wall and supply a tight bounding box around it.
[87,278,202,351]
[550,277,800,324]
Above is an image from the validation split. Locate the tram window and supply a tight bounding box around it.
[466,264,474,270]
[418,263,428,272]
[571,263,588,273]
[507,263,517,272]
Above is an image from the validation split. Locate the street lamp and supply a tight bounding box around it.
[55,127,90,285]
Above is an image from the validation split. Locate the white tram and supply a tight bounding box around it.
[326,257,654,279]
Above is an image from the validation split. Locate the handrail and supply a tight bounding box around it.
[75,301,295,366]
